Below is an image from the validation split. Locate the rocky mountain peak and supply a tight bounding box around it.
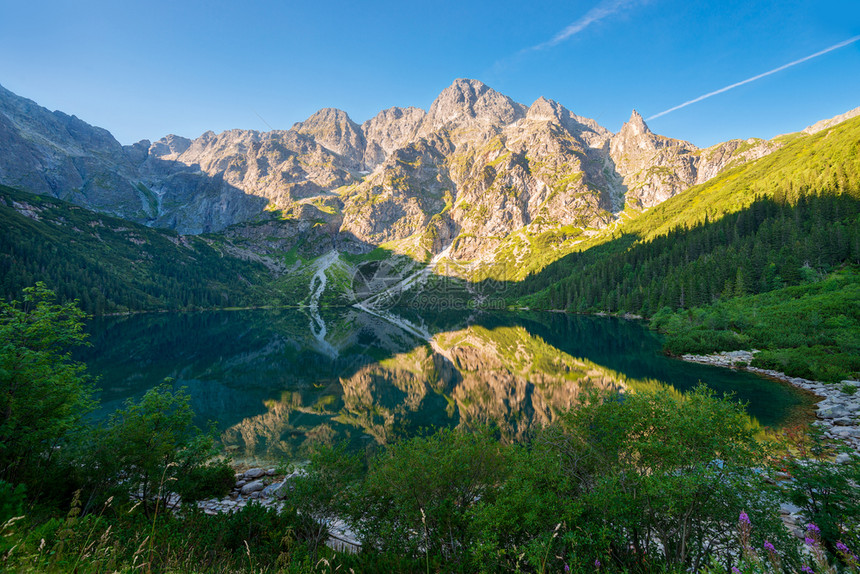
[0,80,803,252]
[294,107,357,131]
[621,109,652,137]
[424,78,526,133]
[292,108,365,168]
[609,109,706,210]
[802,106,860,135]
[526,96,567,123]
[522,97,612,152]
[361,106,426,170]
[149,134,192,159]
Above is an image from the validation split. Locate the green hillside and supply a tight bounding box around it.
[509,117,860,312]
[0,184,273,314]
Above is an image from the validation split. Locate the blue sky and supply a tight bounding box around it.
[1,0,857,147]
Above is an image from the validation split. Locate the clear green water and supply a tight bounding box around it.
[78,308,809,464]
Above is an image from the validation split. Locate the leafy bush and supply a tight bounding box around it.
[284,443,365,554]
[547,386,794,572]
[173,457,236,503]
[780,427,860,554]
[352,427,512,564]
[0,481,25,525]
[469,441,585,573]
[84,383,225,517]
[0,283,94,484]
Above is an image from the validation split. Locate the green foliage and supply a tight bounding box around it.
[469,441,584,573]
[0,283,95,483]
[90,383,219,517]
[284,443,365,553]
[352,427,513,564]
[0,480,25,525]
[2,498,325,573]
[290,389,819,573]
[172,457,236,504]
[547,386,793,572]
[780,426,860,553]
[653,268,860,382]
[512,191,860,317]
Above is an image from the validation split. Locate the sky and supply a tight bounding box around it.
[0,0,858,147]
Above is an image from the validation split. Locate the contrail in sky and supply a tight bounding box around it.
[648,35,860,121]
[487,0,646,79]
[528,0,645,52]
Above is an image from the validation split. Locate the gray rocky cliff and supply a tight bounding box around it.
[803,107,860,135]
[362,106,426,170]
[292,108,366,170]
[0,83,150,220]
[609,110,699,209]
[608,110,782,210]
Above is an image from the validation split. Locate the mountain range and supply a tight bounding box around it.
[1,79,859,309]
[6,79,840,260]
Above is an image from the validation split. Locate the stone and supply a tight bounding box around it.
[240,480,265,495]
[831,427,860,438]
[835,453,853,464]
[266,468,276,476]
[243,468,265,479]
[261,481,285,498]
[818,405,850,419]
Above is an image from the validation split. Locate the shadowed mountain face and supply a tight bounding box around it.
[0,79,783,255]
[78,308,808,463]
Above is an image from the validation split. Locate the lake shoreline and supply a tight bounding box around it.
[679,350,860,453]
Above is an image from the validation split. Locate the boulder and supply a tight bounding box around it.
[244,468,265,479]
[818,405,850,419]
[240,480,265,495]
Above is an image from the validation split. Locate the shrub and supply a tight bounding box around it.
[353,427,512,564]
[88,383,221,517]
[0,283,94,485]
[550,386,792,572]
[173,457,236,503]
[780,426,860,554]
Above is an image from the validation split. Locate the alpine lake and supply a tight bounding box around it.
[78,307,815,465]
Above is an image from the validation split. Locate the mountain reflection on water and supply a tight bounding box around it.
[79,308,807,464]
